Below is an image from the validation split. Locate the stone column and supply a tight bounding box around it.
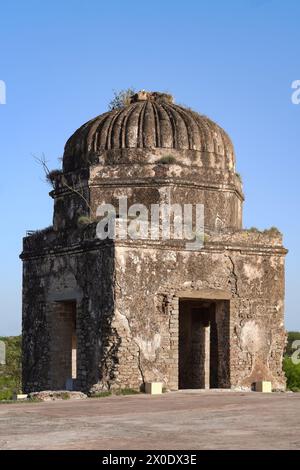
[204,324,210,389]
[72,333,77,379]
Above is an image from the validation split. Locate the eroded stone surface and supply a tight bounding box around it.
[21,91,287,394]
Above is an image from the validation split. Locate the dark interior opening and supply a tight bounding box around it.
[179,299,220,389]
[50,300,77,390]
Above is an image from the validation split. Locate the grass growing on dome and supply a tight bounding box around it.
[27,225,53,239]
[263,226,282,235]
[236,172,242,182]
[156,155,177,164]
[46,168,63,187]
[246,226,282,235]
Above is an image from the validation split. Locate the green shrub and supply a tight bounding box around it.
[115,388,139,396]
[0,336,22,400]
[91,391,112,398]
[77,215,91,227]
[0,389,13,401]
[283,356,300,391]
[156,155,177,164]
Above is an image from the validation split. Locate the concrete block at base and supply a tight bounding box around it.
[145,382,163,395]
[255,381,272,393]
[16,394,28,400]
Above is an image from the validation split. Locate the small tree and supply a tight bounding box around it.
[108,88,135,111]
[34,153,94,224]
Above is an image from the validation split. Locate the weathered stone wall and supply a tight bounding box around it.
[22,225,286,393]
[52,169,90,230]
[21,92,287,394]
[88,162,243,231]
[109,233,286,391]
[21,226,116,393]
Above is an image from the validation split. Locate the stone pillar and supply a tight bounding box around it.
[169,296,179,390]
[72,333,77,379]
[204,324,210,389]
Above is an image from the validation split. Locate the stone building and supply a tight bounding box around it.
[21,91,287,393]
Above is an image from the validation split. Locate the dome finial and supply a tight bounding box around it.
[130,90,174,104]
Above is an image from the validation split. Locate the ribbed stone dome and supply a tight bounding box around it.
[63,91,235,172]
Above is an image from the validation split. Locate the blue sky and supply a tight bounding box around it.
[0,0,299,335]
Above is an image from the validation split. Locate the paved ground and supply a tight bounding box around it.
[0,391,299,450]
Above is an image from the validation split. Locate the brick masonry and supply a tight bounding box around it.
[21,91,287,393]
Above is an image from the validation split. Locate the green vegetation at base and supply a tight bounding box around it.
[115,388,140,396]
[0,336,22,400]
[91,388,140,398]
[53,392,71,400]
[91,391,112,398]
[283,357,300,392]
[283,331,300,391]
